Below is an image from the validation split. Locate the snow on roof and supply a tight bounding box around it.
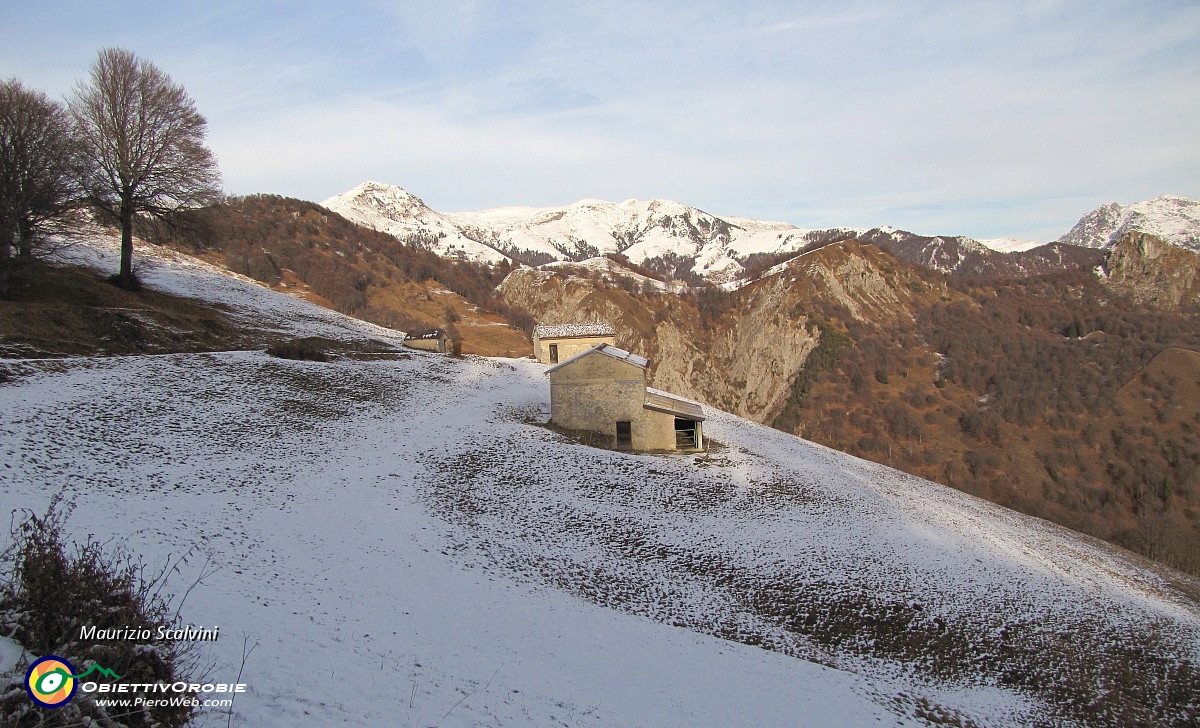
[404,329,446,340]
[644,387,705,421]
[646,386,701,407]
[545,343,648,374]
[534,322,616,339]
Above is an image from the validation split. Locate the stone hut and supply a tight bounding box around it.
[403,329,450,353]
[547,343,704,451]
[533,322,616,364]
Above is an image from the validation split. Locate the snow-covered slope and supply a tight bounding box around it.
[1,353,928,728]
[1057,194,1200,251]
[54,228,409,345]
[976,237,1043,253]
[2,237,1198,727]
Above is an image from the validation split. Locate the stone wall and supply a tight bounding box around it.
[404,338,445,353]
[549,353,677,451]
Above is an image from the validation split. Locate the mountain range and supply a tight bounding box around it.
[323,182,1200,283]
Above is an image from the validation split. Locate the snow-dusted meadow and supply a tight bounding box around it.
[2,238,1198,726]
[2,351,926,727]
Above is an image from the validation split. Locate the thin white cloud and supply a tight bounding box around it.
[753,6,910,34]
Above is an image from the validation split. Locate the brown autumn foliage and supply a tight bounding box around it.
[772,265,1200,574]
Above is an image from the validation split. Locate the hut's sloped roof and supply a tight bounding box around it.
[534,323,616,340]
[546,343,648,374]
[644,387,705,421]
[404,329,446,341]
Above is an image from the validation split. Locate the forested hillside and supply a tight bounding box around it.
[777,258,1200,573]
[144,195,532,356]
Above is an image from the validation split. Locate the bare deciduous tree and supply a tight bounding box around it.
[0,78,81,294]
[69,47,220,289]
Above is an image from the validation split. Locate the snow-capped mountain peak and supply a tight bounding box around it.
[322,182,511,264]
[322,180,430,219]
[1056,194,1200,251]
[976,237,1044,253]
[323,183,759,280]
[321,182,1200,282]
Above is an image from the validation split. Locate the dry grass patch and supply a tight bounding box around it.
[0,260,244,358]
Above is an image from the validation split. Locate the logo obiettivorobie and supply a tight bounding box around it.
[25,656,77,708]
[25,656,121,709]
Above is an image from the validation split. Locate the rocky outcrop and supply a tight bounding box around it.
[1100,231,1200,308]
[499,264,822,423]
[650,277,820,423]
[498,241,941,424]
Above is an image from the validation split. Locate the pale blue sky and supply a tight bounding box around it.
[3,1,1197,240]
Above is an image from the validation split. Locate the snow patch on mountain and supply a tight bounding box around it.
[53,227,410,344]
[976,237,1044,253]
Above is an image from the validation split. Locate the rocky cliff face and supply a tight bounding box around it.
[498,240,944,425]
[1100,231,1200,308]
[498,264,819,423]
[650,278,820,423]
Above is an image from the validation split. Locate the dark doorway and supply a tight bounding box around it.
[616,420,632,449]
[674,418,698,449]
[549,344,559,363]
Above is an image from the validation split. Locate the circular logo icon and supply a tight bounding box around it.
[25,656,78,709]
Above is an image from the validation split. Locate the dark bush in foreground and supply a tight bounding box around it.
[0,496,201,727]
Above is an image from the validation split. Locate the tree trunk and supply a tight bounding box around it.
[0,224,11,264]
[117,198,136,289]
[0,221,14,298]
[17,219,34,259]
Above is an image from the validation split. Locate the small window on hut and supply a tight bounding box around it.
[549,344,559,363]
[615,420,632,449]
